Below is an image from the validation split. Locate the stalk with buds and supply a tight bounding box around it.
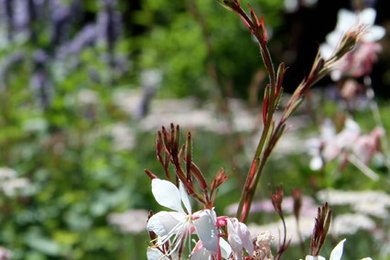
[219,0,361,223]
[144,1,365,258]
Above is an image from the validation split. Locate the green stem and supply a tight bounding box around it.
[365,76,390,173]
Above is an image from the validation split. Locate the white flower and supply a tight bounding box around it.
[227,218,254,259]
[146,179,219,259]
[193,209,220,252]
[306,118,338,170]
[0,246,11,260]
[302,239,373,260]
[0,167,16,180]
[146,179,193,257]
[306,118,361,170]
[304,239,346,260]
[190,238,232,260]
[331,213,375,236]
[110,123,136,151]
[320,8,385,60]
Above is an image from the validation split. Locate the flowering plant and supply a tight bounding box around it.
[144,1,380,259]
[145,125,255,259]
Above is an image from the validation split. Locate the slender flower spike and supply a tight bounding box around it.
[270,186,284,218]
[310,203,332,257]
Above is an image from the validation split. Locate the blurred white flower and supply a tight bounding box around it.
[108,209,148,234]
[114,92,260,134]
[77,89,99,106]
[306,118,360,170]
[0,167,31,197]
[141,69,162,88]
[320,8,385,60]
[306,118,382,179]
[110,123,136,151]
[0,246,12,260]
[331,213,375,236]
[306,118,338,170]
[320,8,385,81]
[249,215,316,246]
[0,167,17,180]
[1,177,30,197]
[333,42,382,80]
[226,195,317,217]
[284,0,318,13]
[0,246,11,260]
[317,189,390,219]
[352,127,383,164]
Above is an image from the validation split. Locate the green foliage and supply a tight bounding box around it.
[134,0,284,98]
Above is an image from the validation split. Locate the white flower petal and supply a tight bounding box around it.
[330,238,346,260]
[344,118,361,134]
[179,181,192,213]
[363,26,386,42]
[146,211,185,237]
[284,0,299,13]
[310,156,323,171]
[193,210,219,252]
[320,43,334,60]
[227,218,253,257]
[321,119,336,141]
[336,9,357,31]
[227,219,242,254]
[190,247,212,260]
[330,69,343,81]
[358,8,376,26]
[147,247,169,260]
[238,222,254,254]
[152,179,184,212]
[219,238,232,259]
[326,31,344,48]
[305,256,326,260]
[190,241,212,260]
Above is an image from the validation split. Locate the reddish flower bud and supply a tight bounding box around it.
[270,186,284,218]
